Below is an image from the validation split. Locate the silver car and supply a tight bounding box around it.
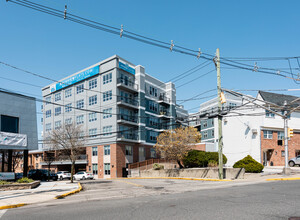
[289,155,300,167]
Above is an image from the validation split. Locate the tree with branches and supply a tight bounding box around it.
[154,126,201,168]
[43,150,56,181]
[47,123,85,183]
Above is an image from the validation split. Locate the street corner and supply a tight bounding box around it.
[55,182,83,199]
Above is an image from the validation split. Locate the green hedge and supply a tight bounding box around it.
[233,155,264,173]
[182,150,227,168]
[17,177,34,183]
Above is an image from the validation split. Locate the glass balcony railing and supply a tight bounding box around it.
[117,96,138,106]
[117,78,138,90]
[117,132,139,140]
[117,115,138,123]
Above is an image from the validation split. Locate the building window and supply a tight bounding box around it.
[139,147,145,157]
[203,131,208,139]
[89,78,97,89]
[65,88,72,98]
[103,108,112,119]
[65,118,72,125]
[103,126,112,136]
[46,110,51,118]
[104,145,110,155]
[281,150,285,157]
[76,99,84,109]
[150,148,156,158]
[76,115,84,125]
[263,130,273,139]
[65,103,72,112]
[92,163,98,175]
[89,128,97,137]
[125,146,133,156]
[77,84,84,94]
[104,163,110,175]
[45,96,51,105]
[103,72,112,84]
[150,131,158,141]
[278,131,284,140]
[55,93,61,101]
[203,120,207,128]
[149,86,158,97]
[54,120,61,130]
[89,112,97,122]
[89,95,97,106]
[265,110,275,118]
[92,147,98,156]
[103,90,112,102]
[149,101,158,112]
[45,123,51,132]
[211,129,214,137]
[55,107,61,116]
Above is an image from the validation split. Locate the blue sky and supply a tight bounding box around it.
[1,0,300,138]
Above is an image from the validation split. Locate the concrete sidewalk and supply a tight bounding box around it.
[0,181,79,208]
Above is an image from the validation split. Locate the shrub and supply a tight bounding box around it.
[17,177,34,183]
[0,180,11,185]
[182,150,227,168]
[208,160,218,167]
[233,155,264,173]
[153,163,164,170]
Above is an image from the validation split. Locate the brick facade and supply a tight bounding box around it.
[261,130,300,166]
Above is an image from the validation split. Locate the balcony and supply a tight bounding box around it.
[117,132,139,142]
[158,111,172,119]
[117,115,138,126]
[117,96,139,109]
[117,78,138,92]
[157,94,170,105]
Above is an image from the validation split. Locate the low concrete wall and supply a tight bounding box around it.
[132,168,245,179]
[0,181,40,191]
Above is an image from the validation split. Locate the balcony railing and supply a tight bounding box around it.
[117,115,138,123]
[159,94,170,104]
[117,78,138,90]
[117,96,138,106]
[117,132,139,140]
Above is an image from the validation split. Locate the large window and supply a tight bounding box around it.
[76,115,84,125]
[45,96,51,105]
[103,126,112,136]
[89,95,97,106]
[202,120,207,128]
[149,86,158,97]
[45,123,51,132]
[55,93,61,101]
[65,103,72,112]
[263,130,273,139]
[92,147,98,156]
[54,120,61,130]
[139,147,145,157]
[65,118,72,125]
[104,145,110,155]
[46,110,51,118]
[103,108,112,119]
[76,99,84,109]
[104,163,110,175]
[89,78,97,89]
[65,88,72,98]
[265,110,275,118]
[103,72,112,84]
[92,163,98,175]
[103,90,112,102]
[1,115,19,133]
[278,131,284,140]
[55,107,61,116]
[89,128,97,137]
[149,101,158,112]
[203,131,208,139]
[89,112,97,122]
[77,84,84,94]
[125,146,133,156]
[150,148,156,158]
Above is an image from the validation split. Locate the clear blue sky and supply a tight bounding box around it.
[1,0,300,139]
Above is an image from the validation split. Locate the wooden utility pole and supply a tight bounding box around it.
[216,48,223,179]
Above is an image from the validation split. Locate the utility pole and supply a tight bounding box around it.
[216,48,223,179]
[283,101,290,175]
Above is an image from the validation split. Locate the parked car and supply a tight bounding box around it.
[28,169,58,181]
[73,171,94,180]
[289,155,300,167]
[57,171,71,180]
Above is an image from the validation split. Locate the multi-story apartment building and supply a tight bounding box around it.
[42,55,188,178]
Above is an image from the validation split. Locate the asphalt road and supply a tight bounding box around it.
[1,180,300,220]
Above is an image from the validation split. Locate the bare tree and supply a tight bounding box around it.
[12,151,23,172]
[47,123,85,183]
[154,126,201,168]
[43,151,56,181]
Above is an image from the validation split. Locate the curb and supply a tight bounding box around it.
[266,177,300,181]
[55,182,82,199]
[0,203,27,210]
[110,177,232,182]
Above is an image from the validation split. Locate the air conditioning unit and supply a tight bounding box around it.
[252,129,258,134]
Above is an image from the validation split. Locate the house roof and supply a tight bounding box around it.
[259,91,300,107]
